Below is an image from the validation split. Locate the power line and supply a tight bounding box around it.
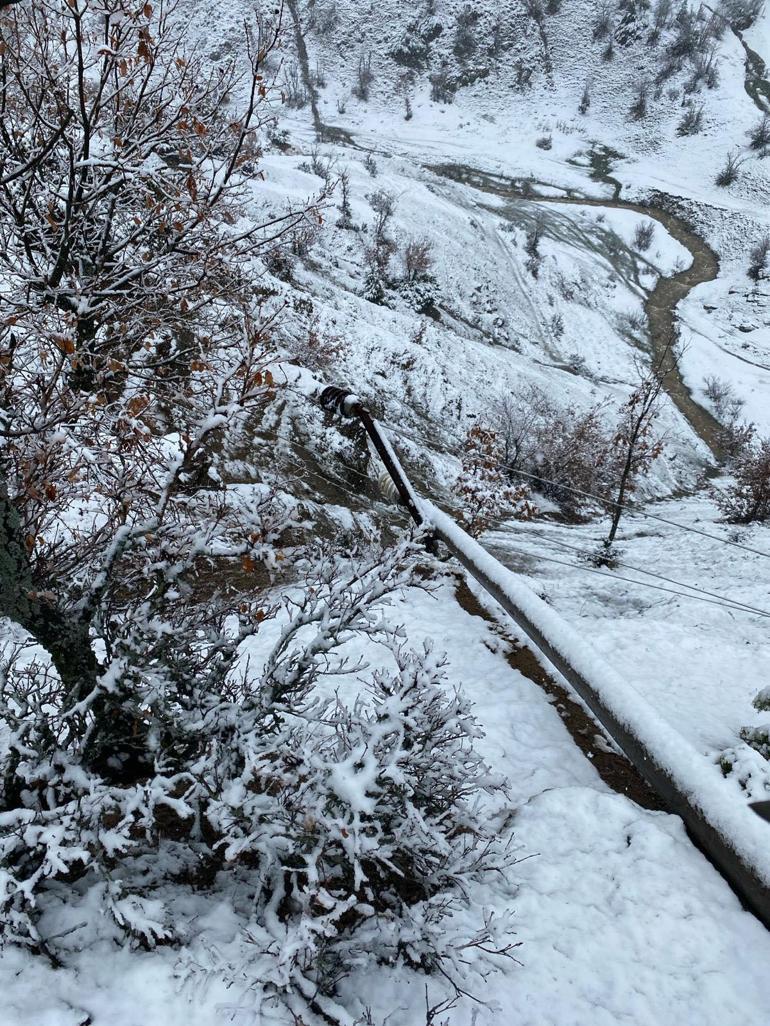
[250,429,770,620]
[378,417,770,561]
[493,529,770,620]
[496,541,770,620]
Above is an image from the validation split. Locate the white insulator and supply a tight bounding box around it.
[377,467,400,504]
[365,436,401,504]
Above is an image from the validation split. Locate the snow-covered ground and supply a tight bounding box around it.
[4,0,770,1023]
[4,582,770,1026]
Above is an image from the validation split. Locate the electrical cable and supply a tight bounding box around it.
[494,528,770,619]
[495,541,770,619]
[250,428,770,619]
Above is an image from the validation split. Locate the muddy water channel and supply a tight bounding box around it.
[428,161,725,462]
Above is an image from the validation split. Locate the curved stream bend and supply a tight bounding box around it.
[428,162,725,462]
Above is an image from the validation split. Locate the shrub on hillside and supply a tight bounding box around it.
[714,431,770,523]
[453,5,480,60]
[634,220,656,251]
[749,114,770,151]
[430,62,457,103]
[677,103,704,136]
[453,425,536,536]
[715,152,743,187]
[748,234,770,281]
[491,387,618,517]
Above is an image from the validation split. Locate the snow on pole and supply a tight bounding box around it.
[423,499,770,929]
[318,383,770,927]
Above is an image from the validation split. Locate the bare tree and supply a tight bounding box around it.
[0,0,323,783]
[352,50,374,100]
[603,359,666,553]
[403,238,434,280]
[0,0,320,395]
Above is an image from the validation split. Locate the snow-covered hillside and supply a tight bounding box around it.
[3,0,770,1024]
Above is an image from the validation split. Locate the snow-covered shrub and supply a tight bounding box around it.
[490,383,660,522]
[430,63,457,103]
[0,533,514,1008]
[452,425,536,536]
[749,114,770,151]
[403,238,435,281]
[353,52,375,101]
[363,266,388,305]
[740,698,770,760]
[703,376,745,424]
[338,169,354,229]
[525,219,545,278]
[491,386,612,514]
[634,220,656,251]
[397,239,440,312]
[367,190,397,272]
[652,0,673,36]
[283,62,309,108]
[579,81,592,113]
[720,687,770,800]
[715,152,743,187]
[677,102,704,136]
[208,585,510,990]
[593,3,614,40]
[363,153,379,177]
[688,45,720,90]
[748,234,770,281]
[628,81,649,120]
[741,725,770,760]
[391,15,444,70]
[720,0,765,30]
[398,275,441,314]
[311,1,340,37]
[453,5,480,60]
[714,433,770,523]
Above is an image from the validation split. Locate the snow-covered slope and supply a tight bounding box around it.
[4,1,770,1024]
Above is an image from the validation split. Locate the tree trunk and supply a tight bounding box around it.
[0,479,99,704]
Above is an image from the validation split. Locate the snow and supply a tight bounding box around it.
[423,500,770,885]
[5,573,770,1026]
[334,583,770,1025]
[5,0,770,1022]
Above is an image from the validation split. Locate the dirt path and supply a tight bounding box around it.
[427,161,725,462]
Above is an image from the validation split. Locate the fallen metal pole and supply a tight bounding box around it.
[320,386,425,527]
[428,508,770,930]
[322,385,770,929]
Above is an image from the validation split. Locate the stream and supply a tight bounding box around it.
[427,160,725,461]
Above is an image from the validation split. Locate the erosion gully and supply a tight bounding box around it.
[427,157,726,462]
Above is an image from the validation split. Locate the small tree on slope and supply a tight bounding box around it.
[453,424,536,537]
[602,361,665,556]
[714,432,770,524]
